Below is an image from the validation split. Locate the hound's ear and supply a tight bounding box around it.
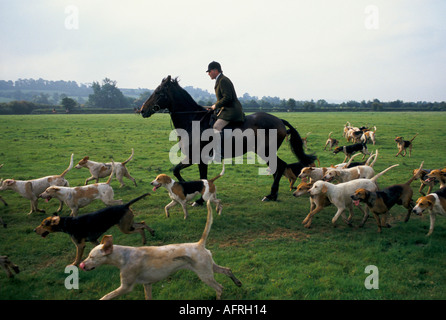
[426,199,435,209]
[101,235,113,255]
[51,216,60,225]
[321,184,328,193]
[368,191,377,205]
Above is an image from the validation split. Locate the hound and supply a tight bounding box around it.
[280,160,317,190]
[413,168,437,196]
[412,187,446,236]
[151,163,225,219]
[0,256,20,278]
[324,132,339,151]
[75,148,136,187]
[351,162,423,232]
[333,142,370,163]
[0,164,7,227]
[0,154,73,215]
[34,193,155,266]
[298,166,329,183]
[79,201,242,300]
[39,162,122,216]
[0,164,7,207]
[343,122,352,139]
[395,134,418,158]
[308,164,398,227]
[334,152,376,169]
[302,132,311,150]
[293,181,332,228]
[361,126,377,145]
[425,168,446,189]
[323,150,378,183]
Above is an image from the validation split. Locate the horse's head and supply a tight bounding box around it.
[140,75,173,118]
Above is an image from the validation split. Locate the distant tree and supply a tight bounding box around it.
[389,100,404,109]
[61,97,77,112]
[132,90,153,108]
[286,98,296,111]
[371,99,383,111]
[87,78,129,108]
[32,93,51,104]
[303,100,315,111]
[316,99,328,108]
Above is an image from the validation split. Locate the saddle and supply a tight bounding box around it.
[208,113,245,131]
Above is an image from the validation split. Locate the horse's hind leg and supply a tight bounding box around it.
[173,162,193,182]
[192,162,209,206]
[262,157,286,201]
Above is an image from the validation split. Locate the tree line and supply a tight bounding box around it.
[0,77,445,114]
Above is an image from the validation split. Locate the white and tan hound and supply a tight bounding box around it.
[80,201,242,300]
[412,187,446,236]
[39,162,122,216]
[75,148,136,187]
[0,154,73,214]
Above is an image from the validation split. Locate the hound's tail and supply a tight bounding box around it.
[122,148,134,165]
[60,154,74,177]
[106,160,116,184]
[345,153,361,167]
[368,149,379,167]
[124,192,151,208]
[410,133,419,142]
[406,161,424,185]
[209,161,225,183]
[198,200,213,247]
[371,164,399,184]
[282,119,317,166]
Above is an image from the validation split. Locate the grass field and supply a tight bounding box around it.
[0,112,445,300]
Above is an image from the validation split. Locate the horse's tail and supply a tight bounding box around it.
[281,119,317,166]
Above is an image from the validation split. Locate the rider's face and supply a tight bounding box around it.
[207,69,219,80]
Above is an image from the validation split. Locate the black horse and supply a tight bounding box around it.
[140,76,316,202]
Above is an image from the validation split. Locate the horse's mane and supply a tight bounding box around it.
[169,77,205,111]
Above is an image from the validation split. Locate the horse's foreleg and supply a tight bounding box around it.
[262,157,286,201]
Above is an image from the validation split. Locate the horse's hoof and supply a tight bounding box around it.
[191,201,203,207]
[262,195,277,202]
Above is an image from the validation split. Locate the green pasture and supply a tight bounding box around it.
[0,112,445,300]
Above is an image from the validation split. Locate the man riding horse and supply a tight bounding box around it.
[205,61,245,161]
[139,66,316,202]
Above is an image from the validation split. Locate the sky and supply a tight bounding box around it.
[1,0,445,102]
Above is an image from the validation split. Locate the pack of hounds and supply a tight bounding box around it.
[1,122,445,300]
